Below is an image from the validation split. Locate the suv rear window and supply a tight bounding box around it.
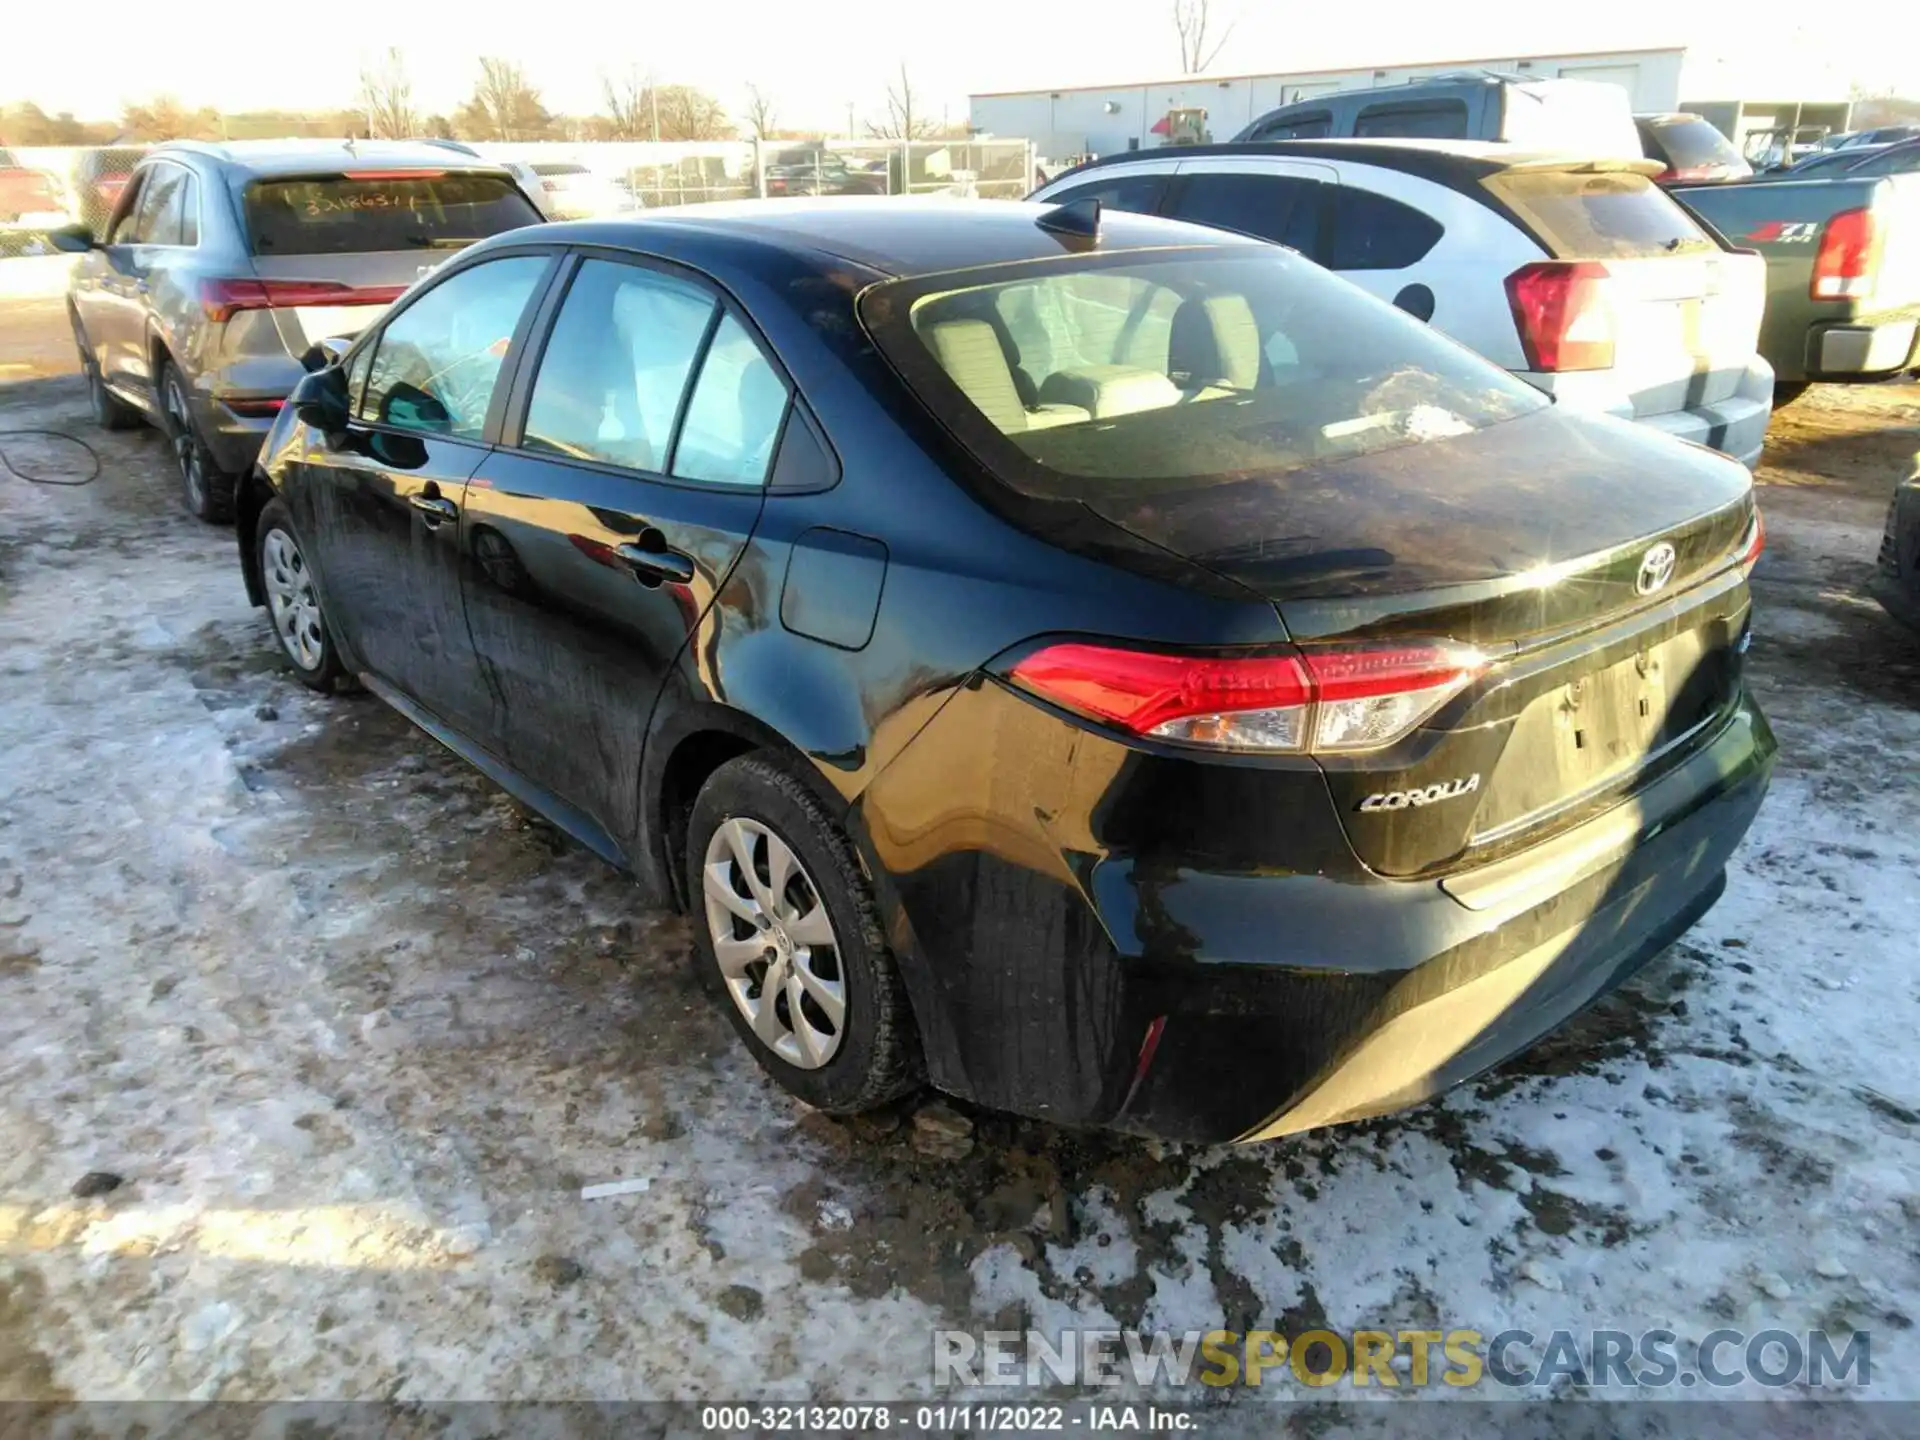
[244,173,541,256]
[1481,170,1715,259]
[861,246,1544,500]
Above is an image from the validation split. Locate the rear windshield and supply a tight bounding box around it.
[861,246,1546,501]
[1481,170,1716,259]
[1640,116,1750,175]
[244,173,541,256]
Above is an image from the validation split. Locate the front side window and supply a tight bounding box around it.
[360,255,548,439]
[104,171,147,244]
[862,246,1545,501]
[521,259,716,471]
[1251,112,1331,141]
[129,165,188,245]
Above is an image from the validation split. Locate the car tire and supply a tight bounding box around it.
[255,497,349,693]
[70,314,139,431]
[1773,381,1812,409]
[686,753,923,1114]
[158,360,234,524]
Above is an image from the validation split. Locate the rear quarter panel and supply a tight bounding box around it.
[1674,174,1920,380]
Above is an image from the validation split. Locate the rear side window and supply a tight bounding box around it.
[1166,172,1323,250]
[360,255,548,439]
[1483,170,1715,259]
[245,173,541,257]
[1354,102,1469,139]
[1250,112,1331,141]
[521,259,717,472]
[1041,173,1168,217]
[1323,186,1443,270]
[177,172,200,246]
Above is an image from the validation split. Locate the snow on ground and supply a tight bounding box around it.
[2,358,1918,1417]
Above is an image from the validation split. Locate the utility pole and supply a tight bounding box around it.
[846,100,855,139]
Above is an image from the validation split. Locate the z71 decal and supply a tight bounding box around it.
[1744,221,1820,244]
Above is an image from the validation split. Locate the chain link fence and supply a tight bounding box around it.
[1,136,1038,260]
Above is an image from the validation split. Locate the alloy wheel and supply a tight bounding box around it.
[702,816,846,1069]
[262,528,324,671]
[162,373,206,511]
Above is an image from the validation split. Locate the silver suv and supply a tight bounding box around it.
[55,140,543,520]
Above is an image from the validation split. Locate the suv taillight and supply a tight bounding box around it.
[1505,260,1616,372]
[1008,642,1485,754]
[1810,207,1881,300]
[198,278,408,324]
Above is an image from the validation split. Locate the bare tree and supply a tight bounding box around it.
[358,48,417,138]
[1173,0,1235,74]
[455,57,553,141]
[744,85,778,142]
[868,63,939,140]
[652,85,732,141]
[602,66,649,139]
[120,96,222,141]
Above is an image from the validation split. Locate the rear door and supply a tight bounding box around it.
[461,252,780,849]
[1163,157,1335,250]
[293,250,556,740]
[1483,166,1765,411]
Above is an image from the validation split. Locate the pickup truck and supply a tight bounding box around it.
[1673,172,1920,396]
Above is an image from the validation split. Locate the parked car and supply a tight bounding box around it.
[1671,171,1920,400]
[65,146,146,237]
[1031,139,1774,466]
[761,148,886,197]
[528,162,637,220]
[52,139,542,520]
[240,198,1774,1143]
[1635,113,1752,185]
[1827,125,1920,153]
[0,146,66,226]
[1235,74,1641,158]
[1875,452,1920,633]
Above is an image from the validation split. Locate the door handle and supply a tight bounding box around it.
[613,541,695,585]
[408,493,458,524]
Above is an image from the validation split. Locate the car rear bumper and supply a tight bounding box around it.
[1807,318,1920,379]
[1535,358,1775,468]
[858,678,1775,1144]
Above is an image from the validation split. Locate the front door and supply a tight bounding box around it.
[461,254,786,850]
[290,251,555,741]
[70,166,158,393]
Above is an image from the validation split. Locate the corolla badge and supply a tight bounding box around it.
[1636,542,1678,597]
[1359,775,1481,812]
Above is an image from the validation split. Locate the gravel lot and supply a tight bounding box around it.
[2,301,1918,1415]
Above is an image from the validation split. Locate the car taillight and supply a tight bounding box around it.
[1810,208,1880,299]
[198,278,408,324]
[1737,506,1766,576]
[1505,260,1616,372]
[1008,641,1484,754]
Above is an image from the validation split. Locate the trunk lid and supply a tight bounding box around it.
[1084,406,1757,876]
[248,252,436,355]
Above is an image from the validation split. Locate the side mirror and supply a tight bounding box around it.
[46,222,97,254]
[300,336,353,374]
[290,364,350,434]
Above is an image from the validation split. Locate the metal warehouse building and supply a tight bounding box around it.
[971,45,1850,160]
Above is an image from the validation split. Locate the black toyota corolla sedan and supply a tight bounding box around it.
[239,197,1774,1143]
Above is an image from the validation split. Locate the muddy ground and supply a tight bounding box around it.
[2,311,1918,1414]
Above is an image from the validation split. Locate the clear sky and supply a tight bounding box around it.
[0,1,1896,132]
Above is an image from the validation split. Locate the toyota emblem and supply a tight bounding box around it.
[1636,542,1678,596]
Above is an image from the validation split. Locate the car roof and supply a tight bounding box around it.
[151,138,509,176]
[490,197,1263,279]
[1058,138,1660,184]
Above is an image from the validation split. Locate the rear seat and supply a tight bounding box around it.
[921,319,1090,432]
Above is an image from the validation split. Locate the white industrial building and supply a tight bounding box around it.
[970,45,1852,160]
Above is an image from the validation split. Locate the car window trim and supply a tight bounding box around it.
[495,242,831,496]
[349,246,566,448]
